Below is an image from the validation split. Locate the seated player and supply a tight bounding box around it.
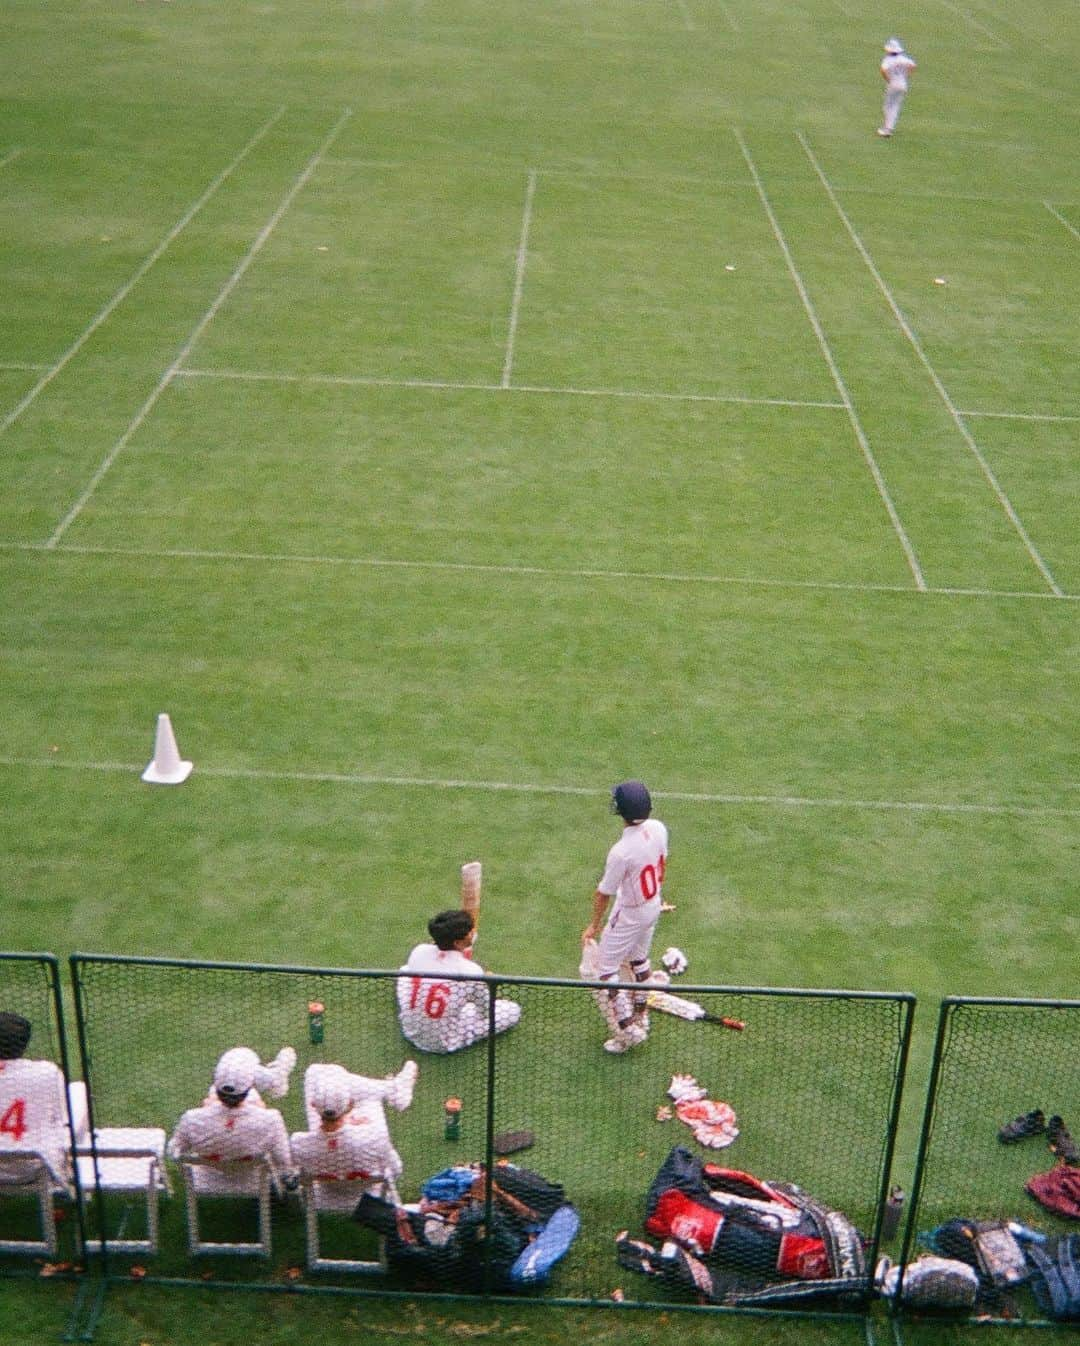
[397,910,521,1054]
[167,1045,299,1196]
[0,1011,87,1191]
[290,1059,418,1207]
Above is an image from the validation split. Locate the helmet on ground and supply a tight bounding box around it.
[884,38,904,53]
[611,780,652,822]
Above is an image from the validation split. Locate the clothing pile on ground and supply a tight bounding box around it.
[616,1145,869,1307]
[875,1107,1080,1319]
[352,1159,579,1291]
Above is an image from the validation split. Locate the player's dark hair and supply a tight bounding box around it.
[0,1012,31,1060]
[429,908,475,950]
[215,1086,250,1108]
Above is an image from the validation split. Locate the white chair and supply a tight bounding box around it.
[178,1154,275,1257]
[76,1127,171,1256]
[300,1171,396,1274]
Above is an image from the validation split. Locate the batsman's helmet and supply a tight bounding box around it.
[611,780,652,822]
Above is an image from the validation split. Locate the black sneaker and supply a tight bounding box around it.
[998,1109,1046,1143]
[1048,1116,1080,1165]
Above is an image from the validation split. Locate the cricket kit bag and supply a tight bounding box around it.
[622,1146,869,1306]
[928,1217,1030,1289]
[353,1160,578,1290]
[1025,1235,1080,1321]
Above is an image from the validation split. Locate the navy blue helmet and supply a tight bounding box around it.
[611,780,652,822]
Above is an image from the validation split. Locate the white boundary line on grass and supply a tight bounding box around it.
[2,754,1077,818]
[501,170,538,388]
[0,361,50,373]
[798,132,1064,599]
[12,540,1074,601]
[172,369,1079,425]
[1044,201,1080,242]
[176,366,846,411]
[0,108,287,441]
[735,130,926,591]
[45,109,353,550]
[959,408,1080,424]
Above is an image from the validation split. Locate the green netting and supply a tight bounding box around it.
[68,954,911,1320]
[899,997,1080,1328]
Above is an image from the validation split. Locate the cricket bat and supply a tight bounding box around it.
[460,861,482,931]
[645,988,745,1031]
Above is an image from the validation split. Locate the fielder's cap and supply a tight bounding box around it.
[612,779,652,822]
[307,1065,353,1121]
[213,1047,259,1099]
[884,37,904,53]
[0,1012,32,1059]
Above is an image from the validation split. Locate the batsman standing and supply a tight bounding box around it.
[582,781,669,1054]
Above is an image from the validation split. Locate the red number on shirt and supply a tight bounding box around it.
[639,853,666,900]
[408,978,451,1019]
[0,1098,28,1142]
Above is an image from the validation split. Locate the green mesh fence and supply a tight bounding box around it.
[898,996,1080,1329]
[0,953,85,1266]
[68,954,912,1321]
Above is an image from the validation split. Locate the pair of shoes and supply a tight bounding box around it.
[604,1023,648,1054]
[999,1108,1046,1143]
[1049,1116,1080,1165]
[876,127,892,137]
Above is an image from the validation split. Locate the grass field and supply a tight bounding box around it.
[1,0,1078,1340]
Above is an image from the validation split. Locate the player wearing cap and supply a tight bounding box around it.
[397,909,521,1053]
[167,1044,299,1195]
[0,1011,86,1190]
[291,1059,418,1205]
[878,38,917,138]
[581,781,669,1054]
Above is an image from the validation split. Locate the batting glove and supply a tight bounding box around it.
[667,1073,707,1103]
[661,947,689,976]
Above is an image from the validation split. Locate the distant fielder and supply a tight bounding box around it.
[397,909,521,1053]
[878,38,917,138]
[581,780,669,1054]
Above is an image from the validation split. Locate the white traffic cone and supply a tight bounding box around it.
[141,713,193,784]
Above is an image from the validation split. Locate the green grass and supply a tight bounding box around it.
[1,0,1078,1339]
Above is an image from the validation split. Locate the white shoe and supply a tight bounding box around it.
[387,1059,418,1110]
[604,1023,648,1054]
[876,127,892,138]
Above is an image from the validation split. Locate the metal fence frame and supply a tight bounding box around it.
[893,994,1080,1337]
[3,951,917,1340]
